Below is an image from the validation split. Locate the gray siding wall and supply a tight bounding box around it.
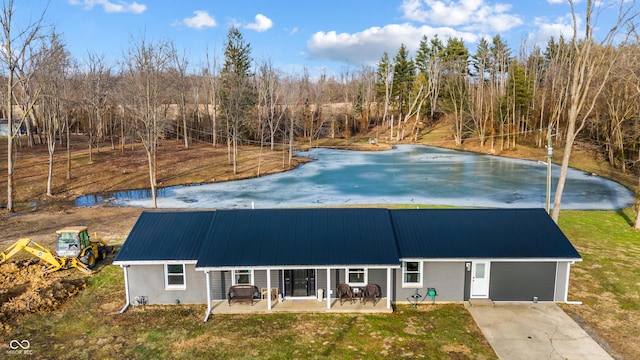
[209,271,229,300]
[368,269,388,298]
[394,261,465,302]
[128,264,207,305]
[317,269,327,297]
[554,262,569,302]
[253,270,282,296]
[489,262,556,301]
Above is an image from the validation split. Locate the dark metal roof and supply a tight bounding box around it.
[391,208,581,259]
[116,208,581,266]
[114,210,214,262]
[196,208,400,267]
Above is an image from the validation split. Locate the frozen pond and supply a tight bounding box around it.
[76,145,634,210]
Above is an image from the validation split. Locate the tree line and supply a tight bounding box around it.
[1,0,639,226]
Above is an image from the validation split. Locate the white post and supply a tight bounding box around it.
[267,268,272,310]
[386,267,392,310]
[326,268,331,310]
[204,270,212,322]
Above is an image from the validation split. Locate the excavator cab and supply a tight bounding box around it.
[55,228,86,258]
[55,226,107,269]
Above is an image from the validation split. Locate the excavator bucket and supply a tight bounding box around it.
[70,258,94,275]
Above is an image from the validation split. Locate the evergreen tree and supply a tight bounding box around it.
[489,34,511,94]
[219,27,254,174]
[415,35,429,75]
[392,44,415,121]
[442,37,469,74]
[376,52,392,102]
[471,38,490,80]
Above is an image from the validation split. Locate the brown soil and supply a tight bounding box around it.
[0,259,87,333]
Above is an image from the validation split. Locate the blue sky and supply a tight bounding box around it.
[16,0,626,75]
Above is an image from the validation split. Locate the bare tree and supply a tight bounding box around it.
[281,74,301,166]
[83,52,112,162]
[376,52,393,133]
[256,59,283,151]
[122,35,172,208]
[204,47,219,146]
[170,43,190,149]
[36,30,69,196]
[551,0,638,222]
[0,0,45,212]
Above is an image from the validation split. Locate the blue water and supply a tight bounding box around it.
[75,145,634,210]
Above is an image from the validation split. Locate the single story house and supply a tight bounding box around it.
[0,119,25,137]
[113,208,582,321]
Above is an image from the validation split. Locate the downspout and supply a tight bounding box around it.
[119,265,131,313]
[564,261,582,305]
[204,270,213,322]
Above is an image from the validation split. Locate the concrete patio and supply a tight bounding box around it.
[207,297,393,315]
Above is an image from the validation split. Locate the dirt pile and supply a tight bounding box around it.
[0,259,87,333]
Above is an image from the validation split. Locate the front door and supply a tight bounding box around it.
[284,269,315,297]
[470,261,490,298]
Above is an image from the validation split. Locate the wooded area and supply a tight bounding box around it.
[1,0,639,224]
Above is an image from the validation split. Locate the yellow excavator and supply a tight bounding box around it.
[0,226,113,275]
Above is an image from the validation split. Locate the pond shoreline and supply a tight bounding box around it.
[75,144,634,210]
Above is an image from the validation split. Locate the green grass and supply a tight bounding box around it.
[556,209,640,359]
[8,266,495,359]
[559,209,640,310]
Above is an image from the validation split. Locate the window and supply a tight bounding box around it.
[233,269,253,285]
[346,268,367,286]
[402,261,423,287]
[165,264,186,289]
[80,231,90,249]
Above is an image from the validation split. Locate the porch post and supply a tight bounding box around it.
[326,268,331,310]
[386,267,392,310]
[204,270,212,322]
[267,268,272,310]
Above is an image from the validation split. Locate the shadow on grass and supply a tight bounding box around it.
[616,208,634,227]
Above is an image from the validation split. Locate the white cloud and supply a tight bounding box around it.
[69,0,146,14]
[400,0,522,32]
[181,10,217,29]
[547,0,565,4]
[306,23,479,66]
[527,14,579,47]
[245,14,273,32]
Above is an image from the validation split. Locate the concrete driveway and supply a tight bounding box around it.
[466,302,612,360]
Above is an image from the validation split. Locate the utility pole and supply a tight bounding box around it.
[545,127,553,214]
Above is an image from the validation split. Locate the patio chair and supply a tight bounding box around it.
[362,284,380,306]
[261,287,278,301]
[336,283,354,305]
